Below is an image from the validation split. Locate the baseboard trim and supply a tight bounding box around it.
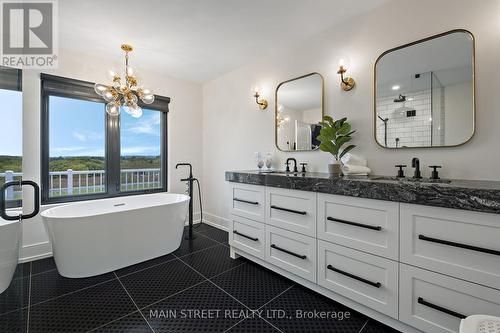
[201,212,229,231]
[20,241,52,263]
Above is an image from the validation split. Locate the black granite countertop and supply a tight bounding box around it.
[225,170,500,214]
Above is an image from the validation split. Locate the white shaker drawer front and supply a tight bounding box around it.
[400,264,500,333]
[266,187,316,237]
[265,225,316,283]
[230,183,265,222]
[230,215,265,259]
[318,240,398,318]
[400,204,500,290]
[318,194,399,260]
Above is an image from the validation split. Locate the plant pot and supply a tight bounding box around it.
[328,162,342,176]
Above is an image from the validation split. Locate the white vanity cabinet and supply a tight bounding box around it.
[266,187,317,237]
[317,194,399,260]
[227,181,500,333]
[400,203,500,290]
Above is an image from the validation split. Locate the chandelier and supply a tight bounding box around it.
[94,44,154,118]
[276,104,290,131]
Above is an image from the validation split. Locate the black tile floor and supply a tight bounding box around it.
[0,224,401,333]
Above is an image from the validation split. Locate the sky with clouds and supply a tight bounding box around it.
[48,95,161,157]
[0,89,22,156]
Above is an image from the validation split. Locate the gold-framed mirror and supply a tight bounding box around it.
[374,29,475,148]
[275,72,324,152]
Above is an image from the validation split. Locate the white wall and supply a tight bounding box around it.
[201,0,500,227]
[20,49,203,261]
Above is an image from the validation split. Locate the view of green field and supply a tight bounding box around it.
[0,155,160,173]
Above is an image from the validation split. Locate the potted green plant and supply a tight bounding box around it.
[316,116,356,175]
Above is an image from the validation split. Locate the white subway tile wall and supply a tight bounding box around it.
[376,90,434,148]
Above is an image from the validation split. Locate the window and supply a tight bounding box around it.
[48,96,106,198]
[41,74,169,204]
[0,67,22,208]
[120,109,163,192]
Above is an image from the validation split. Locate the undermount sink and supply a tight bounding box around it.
[370,176,451,184]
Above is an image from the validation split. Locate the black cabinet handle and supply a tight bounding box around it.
[327,217,382,231]
[327,265,381,288]
[233,230,258,242]
[417,297,466,319]
[271,244,307,259]
[270,205,307,215]
[419,234,500,256]
[233,198,259,205]
[0,181,40,221]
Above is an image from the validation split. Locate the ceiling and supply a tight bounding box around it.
[59,0,387,83]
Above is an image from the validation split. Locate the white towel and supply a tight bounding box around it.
[342,164,371,175]
[341,153,367,167]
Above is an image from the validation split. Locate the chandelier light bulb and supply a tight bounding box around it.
[94,83,108,96]
[103,89,117,102]
[141,94,155,104]
[106,102,120,116]
[130,105,143,118]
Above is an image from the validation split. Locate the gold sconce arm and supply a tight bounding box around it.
[337,65,355,91]
[254,92,268,109]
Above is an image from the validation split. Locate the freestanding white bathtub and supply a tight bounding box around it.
[41,193,190,278]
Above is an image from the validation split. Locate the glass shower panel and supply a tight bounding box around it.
[432,72,445,146]
[0,66,28,331]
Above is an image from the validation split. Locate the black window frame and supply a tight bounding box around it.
[40,73,170,204]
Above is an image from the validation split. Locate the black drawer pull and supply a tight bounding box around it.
[270,205,307,215]
[233,230,258,242]
[417,297,466,319]
[233,198,259,205]
[327,217,382,231]
[419,234,500,256]
[271,244,307,259]
[327,265,381,288]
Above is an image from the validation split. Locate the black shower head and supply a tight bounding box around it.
[378,116,389,123]
[394,94,406,103]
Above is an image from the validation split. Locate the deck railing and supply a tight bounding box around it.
[0,168,161,199]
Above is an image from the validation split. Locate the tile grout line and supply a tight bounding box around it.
[175,255,253,311]
[208,261,246,280]
[30,268,58,279]
[358,319,370,333]
[85,310,141,333]
[260,317,285,333]
[195,228,229,246]
[137,280,207,312]
[28,276,118,308]
[221,317,248,333]
[117,256,180,279]
[113,272,157,333]
[256,285,294,311]
[253,285,295,333]
[26,261,32,333]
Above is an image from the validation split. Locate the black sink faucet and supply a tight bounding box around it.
[285,158,298,173]
[411,158,422,179]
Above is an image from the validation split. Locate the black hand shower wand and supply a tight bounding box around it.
[378,116,389,147]
[176,162,203,240]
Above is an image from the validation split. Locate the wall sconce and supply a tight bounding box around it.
[337,58,355,91]
[253,86,268,110]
